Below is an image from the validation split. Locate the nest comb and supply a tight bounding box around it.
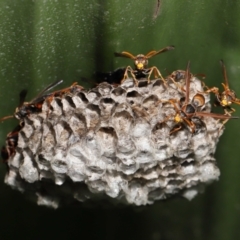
[2,76,226,208]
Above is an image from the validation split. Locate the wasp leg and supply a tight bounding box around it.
[121,66,138,85]
[0,115,14,122]
[153,66,167,86]
[224,107,235,115]
[170,124,182,135]
[129,70,139,86]
[204,87,220,95]
[217,118,228,134]
[157,114,174,134]
[219,107,234,125]
[147,66,167,86]
[154,98,171,107]
[201,80,211,91]
[184,118,196,134]
[120,66,131,84]
[167,77,182,89]
[197,86,220,99]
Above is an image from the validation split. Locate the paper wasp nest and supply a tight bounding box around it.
[4,77,223,208]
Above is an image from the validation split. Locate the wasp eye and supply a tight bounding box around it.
[144,59,148,67]
[192,94,205,108]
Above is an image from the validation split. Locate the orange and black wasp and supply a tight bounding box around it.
[204,60,240,114]
[16,81,85,120]
[114,45,174,85]
[0,80,64,122]
[164,62,238,134]
[15,79,66,120]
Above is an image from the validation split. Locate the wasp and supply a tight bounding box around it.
[163,62,238,134]
[0,80,64,122]
[15,81,85,120]
[204,60,240,114]
[114,45,174,85]
[15,79,66,120]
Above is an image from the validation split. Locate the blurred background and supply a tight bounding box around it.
[0,0,240,239]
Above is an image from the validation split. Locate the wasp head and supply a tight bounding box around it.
[220,92,235,107]
[134,54,148,70]
[174,111,186,123]
[14,106,27,120]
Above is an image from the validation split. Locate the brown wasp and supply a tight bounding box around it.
[204,60,240,114]
[0,79,64,122]
[163,62,238,134]
[16,81,85,120]
[15,79,67,120]
[114,45,174,85]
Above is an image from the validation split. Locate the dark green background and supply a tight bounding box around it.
[0,1,240,239]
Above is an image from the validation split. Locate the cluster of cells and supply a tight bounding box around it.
[0,45,239,208]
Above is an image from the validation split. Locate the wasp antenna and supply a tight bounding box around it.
[114,51,136,60]
[167,45,175,50]
[0,115,14,123]
[219,59,224,65]
[219,60,229,89]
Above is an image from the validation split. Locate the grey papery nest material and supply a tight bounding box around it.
[4,77,223,208]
